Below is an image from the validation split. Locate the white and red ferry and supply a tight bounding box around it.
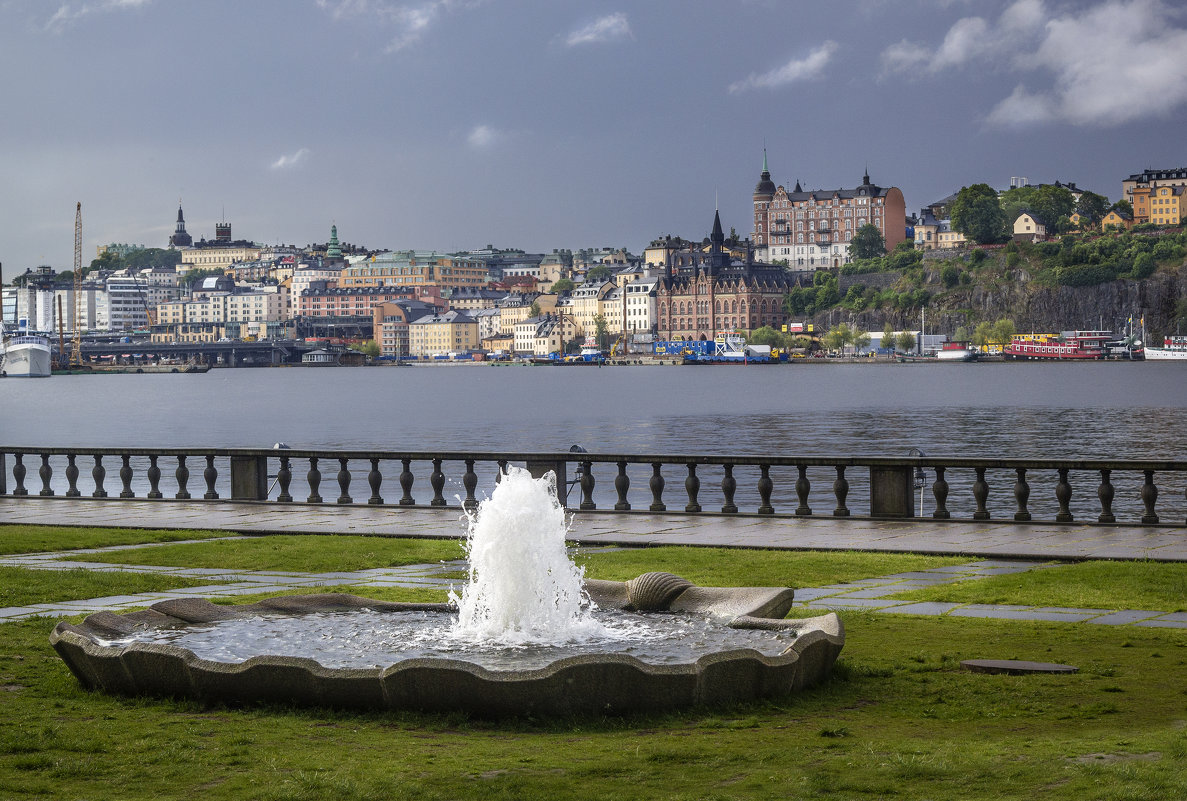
[1002,331,1112,361]
[1144,336,1187,361]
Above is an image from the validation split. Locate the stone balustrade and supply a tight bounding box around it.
[1,447,1184,527]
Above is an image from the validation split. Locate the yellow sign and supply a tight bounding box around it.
[807,324,814,332]
[781,324,787,332]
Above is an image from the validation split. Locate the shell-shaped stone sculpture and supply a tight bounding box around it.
[625,571,694,611]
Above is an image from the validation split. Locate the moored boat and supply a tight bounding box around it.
[1,333,53,377]
[1144,336,1187,361]
[1002,331,1112,361]
[934,341,979,362]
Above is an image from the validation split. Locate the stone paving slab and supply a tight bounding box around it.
[1089,610,1167,625]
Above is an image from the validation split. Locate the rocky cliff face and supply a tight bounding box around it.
[827,263,1186,339]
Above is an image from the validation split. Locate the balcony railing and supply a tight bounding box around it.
[2,448,1184,527]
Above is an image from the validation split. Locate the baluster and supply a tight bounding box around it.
[38,454,53,496]
[580,460,596,510]
[462,459,477,512]
[795,464,812,516]
[1097,468,1115,523]
[120,454,134,498]
[430,458,446,507]
[336,457,352,504]
[306,457,323,504]
[276,455,292,502]
[932,466,950,519]
[93,455,107,498]
[398,458,415,505]
[757,464,774,515]
[203,455,219,500]
[684,463,701,513]
[1140,470,1159,524]
[720,464,737,514]
[12,453,27,496]
[368,457,384,505]
[649,463,665,512]
[1055,467,1073,522]
[615,461,631,511]
[832,466,850,517]
[972,467,989,520]
[65,454,80,498]
[147,455,162,499]
[1013,467,1031,521]
[175,455,190,500]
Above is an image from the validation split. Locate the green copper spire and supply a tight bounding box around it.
[327,224,342,259]
[762,148,768,174]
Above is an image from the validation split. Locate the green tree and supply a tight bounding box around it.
[991,319,1016,348]
[951,184,1007,244]
[1112,199,1134,217]
[823,322,852,354]
[1076,191,1110,226]
[1032,185,1076,232]
[850,224,886,260]
[748,325,786,349]
[953,325,970,343]
[896,330,917,354]
[882,322,895,355]
[593,313,610,350]
[529,302,541,318]
[352,340,380,359]
[852,329,871,354]
[551,277,576,293]
[585,265,612,283]
[973,321,994,348]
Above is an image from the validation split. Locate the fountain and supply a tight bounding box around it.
[50,468,843,715]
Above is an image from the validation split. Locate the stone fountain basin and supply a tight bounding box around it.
[50,573,844,716]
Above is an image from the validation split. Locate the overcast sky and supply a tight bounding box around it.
[2,0,1185,272]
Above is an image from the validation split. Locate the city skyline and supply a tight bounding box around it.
[1,0,1185,271]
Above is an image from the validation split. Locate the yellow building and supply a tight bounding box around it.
[408,310,478,358]
[1144,185,1185,226]
[1122,167,1187,222]
[1012,211,1048,243]
[1101,209,1135,230]
[180,243,262,271]
[338,251,487,292]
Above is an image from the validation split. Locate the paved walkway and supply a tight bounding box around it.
[3,497,1185,561]
[2,498,1185,628]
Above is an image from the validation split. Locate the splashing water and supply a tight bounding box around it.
[450,467,608,645]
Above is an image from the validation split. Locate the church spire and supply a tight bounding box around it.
[327,223,342,260]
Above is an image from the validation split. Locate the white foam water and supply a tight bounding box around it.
[449,466,610,645]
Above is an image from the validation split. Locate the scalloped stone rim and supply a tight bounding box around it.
[50,575,844,716]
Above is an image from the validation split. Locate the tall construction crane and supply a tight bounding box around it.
[70,202,84,367]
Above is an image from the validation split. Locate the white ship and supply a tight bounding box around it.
[1,334,53,377]
[1144,336,1187,361]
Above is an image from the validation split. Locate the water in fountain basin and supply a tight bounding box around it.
[450,466,608,645]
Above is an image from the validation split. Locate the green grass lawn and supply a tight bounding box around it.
[3,605,1185,801]
[578,546,968,588]
[0,566,217,608]
[890,560,1187,612]
[65,534,467,572]
[0,524,229,555]
[4,529,1187,799]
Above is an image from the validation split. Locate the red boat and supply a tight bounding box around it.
[1002,331,1111,360]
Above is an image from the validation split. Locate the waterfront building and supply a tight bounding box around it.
[447,287,506,311]
[497,292,557,334]
[470,307,502,343]
[408,310,478,358]
[656,210,807,341]
[513,314,570,356]
[298,283,419,319]
[337,251,486,292]
[96,243,145,260]
[291,259,344,300]
[623,276,659,335]
[752,153,906,267]
[1122,167,1187,223]
[569,279,614,338]
[372,299,437,359]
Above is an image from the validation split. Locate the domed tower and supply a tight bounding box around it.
[169,204,192,248]
[753,150,775,203]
